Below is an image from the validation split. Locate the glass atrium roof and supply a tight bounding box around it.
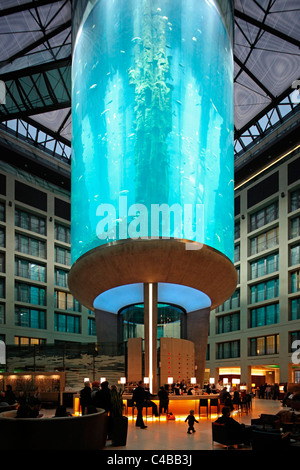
[0,0,299,162]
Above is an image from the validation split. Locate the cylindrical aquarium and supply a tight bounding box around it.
[71,0,234,264]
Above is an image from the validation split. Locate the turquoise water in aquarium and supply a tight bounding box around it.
[71,0,234,264]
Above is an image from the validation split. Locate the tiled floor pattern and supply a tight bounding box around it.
[103,398,283,451]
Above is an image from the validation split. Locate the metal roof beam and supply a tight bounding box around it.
[234,8,300,48]
[0,19,71,69]
[0,0,65,18]
[0,57,71,81]
[234,55,275,100]
[234,88,299,140]
[0,101,70,122]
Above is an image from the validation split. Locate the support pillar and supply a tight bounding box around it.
[144,282,158,393]
[186,307,210,387]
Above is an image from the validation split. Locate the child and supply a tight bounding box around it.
[185,409,198,434]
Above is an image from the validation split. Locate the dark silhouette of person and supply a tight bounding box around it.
[215,407,254,445]
[54,405,71,417]
[4,385,16,405]
[144,387,158,417]
[80,381,92,415]
[15,404,31,418]
[132,381,147,429]
[185,409,198,434]
[158,386,169,414]
[94,381,111,412]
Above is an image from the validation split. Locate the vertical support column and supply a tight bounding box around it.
[186,307,210,387]
[144,283,158,393]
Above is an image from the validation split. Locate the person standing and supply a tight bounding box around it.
[4,384,16,405]
[95,381,111,412]
[132,380,147,429]
[80,381,92,415]
[158,386,169,414]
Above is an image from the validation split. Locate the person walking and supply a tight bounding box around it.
[132,380,147,429]
[185,409,198,434]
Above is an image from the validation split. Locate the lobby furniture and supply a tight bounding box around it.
[0,409,108,450]
[199,399,209,418]
[0,403,18,413]
[251,413,280,430]
[251,429,291,450]
[209,398,220,416]
[287,395,300,412]
[212,422,245,449]
[39,392,60,408]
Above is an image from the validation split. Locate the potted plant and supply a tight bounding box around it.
[110,386,128,446]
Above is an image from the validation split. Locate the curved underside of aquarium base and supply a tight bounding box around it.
[68,238,237,312]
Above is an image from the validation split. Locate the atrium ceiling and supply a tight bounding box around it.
[0,0,299,163]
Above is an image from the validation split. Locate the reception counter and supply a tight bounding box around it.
[122,394,221,420]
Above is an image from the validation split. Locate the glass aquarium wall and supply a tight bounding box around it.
[72,0,234,263]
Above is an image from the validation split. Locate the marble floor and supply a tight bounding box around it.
[103,398,283,451]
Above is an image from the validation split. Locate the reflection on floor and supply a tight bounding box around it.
[104,398,283,451]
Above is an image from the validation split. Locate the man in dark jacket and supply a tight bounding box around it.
[94,381,111,412]
[132,381,147,428]
[80,381,92,415]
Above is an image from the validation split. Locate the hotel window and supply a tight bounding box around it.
[217,290,240,312]
[291,270,300,293]
[236,267,240,284]
[250,303,279,327]
[54,290,81,312]
[54,313,80,334]
[15,282,46,306]
[0,202,5,222]
[250,278,279,303]
[290,298,300,321]
[0,252,5,273]
[55,246,71,266]
[54,268,68,288]
[206,344,210,361]
[15,306,46,329]
[0,303,5,324]
[290,244,300,266]
[15,209,46,235]
[290,216,300,239]
[15,258,46,282]
[15,336,46,346]
[250,252,279,279]
[15,233,46,258]
[54,223,71,244]
[234,221,240,240]
[290,188,300,212]
[88,318,96,336]
[217,312,240,334]
[234,244,240,263]
[0,227,5,247]
[217,340,240,359]
[0,278,4,298]
[249,201,278,232]
[250,227,279,256]
[249,334,279,356]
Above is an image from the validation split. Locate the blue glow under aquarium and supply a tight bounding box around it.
[71,0,234,264]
